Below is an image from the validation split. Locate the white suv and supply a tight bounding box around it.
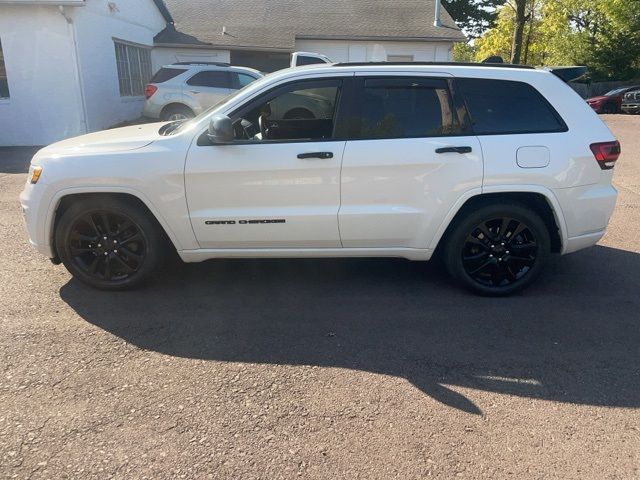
[142,63,262,121]
[20,63,620,295]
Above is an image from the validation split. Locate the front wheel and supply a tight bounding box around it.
[55,197,165,290]
[443,203,551,296]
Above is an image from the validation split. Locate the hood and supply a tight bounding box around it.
[36,122,166,158]
[586,96,608,103]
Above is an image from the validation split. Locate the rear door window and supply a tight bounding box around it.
[350,77,460,139]
[456,78,567,135]
[234,72,258,89]
[150,67,187,83]
[187,70,232,89]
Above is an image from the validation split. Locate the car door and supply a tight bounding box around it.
[184,78,346,249]
[338,74,483,249]
[184,70,233,111]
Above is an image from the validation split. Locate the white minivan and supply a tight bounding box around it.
[20,62,619,295]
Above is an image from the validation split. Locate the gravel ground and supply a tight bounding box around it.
[1,116,639,479]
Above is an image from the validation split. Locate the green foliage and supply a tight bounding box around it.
[472,0,640,80]
[443,0,506,39]
[452,42,477,62]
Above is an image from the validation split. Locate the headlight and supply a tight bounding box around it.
[29,165,43,184]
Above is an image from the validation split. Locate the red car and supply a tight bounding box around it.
[586,86,640,114]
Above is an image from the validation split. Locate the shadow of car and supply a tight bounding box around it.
[60,245,640,415]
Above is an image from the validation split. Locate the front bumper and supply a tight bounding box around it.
[20,181,55,258]
[621,104,640,114]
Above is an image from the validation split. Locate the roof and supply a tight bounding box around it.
[154,0,466,51]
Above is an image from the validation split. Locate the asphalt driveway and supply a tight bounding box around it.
[1,116,639,479]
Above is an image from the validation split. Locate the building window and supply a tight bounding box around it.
[0,38,9,99]
[114,41,152,97]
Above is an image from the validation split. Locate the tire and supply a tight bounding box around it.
[55,196,165,291]
[442,203,550,296]
[601,103,617,114]
[160,104,194,122]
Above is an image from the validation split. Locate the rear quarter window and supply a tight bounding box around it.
[457,78,567,135]
[150,67,187,83]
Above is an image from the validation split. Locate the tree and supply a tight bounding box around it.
[474,0,640,80]
[443,0,506,39]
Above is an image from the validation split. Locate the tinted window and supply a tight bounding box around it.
[236,73,257,88]
[457,78,566,135]
[230,80,341,142]
[353,77,458,139]
[150,67,187,83]
[187,71,231,88]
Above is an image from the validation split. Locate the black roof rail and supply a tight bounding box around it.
[333,61,536,70]
[172,61,231,67]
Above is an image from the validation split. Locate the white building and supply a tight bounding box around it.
[0,0,464,146]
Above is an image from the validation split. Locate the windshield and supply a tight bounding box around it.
[166,72,278,135]
[604,88,628,96]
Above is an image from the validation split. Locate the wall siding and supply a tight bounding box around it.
[295,39,454,63]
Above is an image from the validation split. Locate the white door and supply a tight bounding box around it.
[184,70,232,111]
[185,78,345,249]
[339,75,483,249]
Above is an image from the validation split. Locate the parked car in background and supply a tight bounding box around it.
[585,86,640,114]
[621,89,640,114]
[143,63,263,121]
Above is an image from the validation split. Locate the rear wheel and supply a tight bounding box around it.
[443,203,550,296]
[601,103,617,114]
[55,197,165,290]
[161,104,194,121]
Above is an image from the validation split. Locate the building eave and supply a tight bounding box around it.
[153,42,293,53]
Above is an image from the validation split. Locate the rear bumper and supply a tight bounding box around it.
[142,100,163,119]
[553,183,617,254]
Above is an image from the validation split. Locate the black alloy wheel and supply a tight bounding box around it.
[462,217,538,288]
[55,197,165,290]
[67,211,147,282]
[443,203,550,296]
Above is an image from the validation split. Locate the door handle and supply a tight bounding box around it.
[297,152,334,160]
[435,146,473,154]
[190,90,201,94]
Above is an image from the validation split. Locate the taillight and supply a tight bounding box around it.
[590,141,621,170]
[144,84,158,99]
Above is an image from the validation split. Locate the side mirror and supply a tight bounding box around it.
[208,114,235,143]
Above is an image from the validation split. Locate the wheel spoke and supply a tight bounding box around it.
[507,222,528,243]
[510,241,537,251]
[119,232,143,246]
[498,218,512,239]
[112,253,134,273]
[70,246,94,255]
[468,258,494,276]
[476,223,495,242]
[84,214,101,238]
[100,213,112,235]
[463,251,489,262]
[465,237,490,250]
[103,255,113,280]
[88,256,100,274]
[119,245,143,262]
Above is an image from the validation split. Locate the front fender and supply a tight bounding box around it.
[43,186,191,255]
